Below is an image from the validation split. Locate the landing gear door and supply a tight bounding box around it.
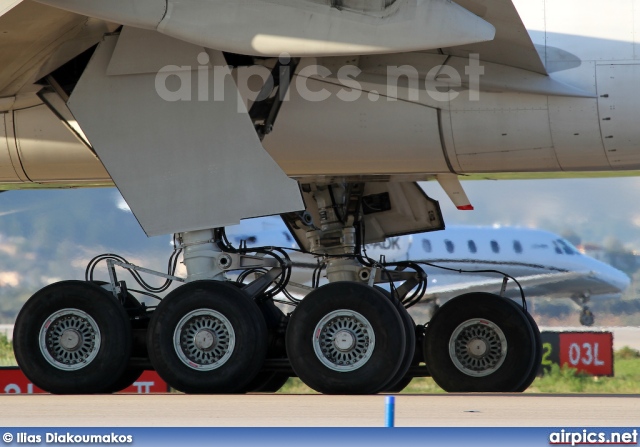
[360,182,444,243]
[285,181,444,252]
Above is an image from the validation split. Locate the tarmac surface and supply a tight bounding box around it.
[2,326,639,428]
[1,394,639,427]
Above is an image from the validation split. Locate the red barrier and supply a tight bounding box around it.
[0,368,169,394]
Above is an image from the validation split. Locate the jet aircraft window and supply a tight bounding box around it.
[513,240,523,254]
[422,239,432,253]
[552,241,563,254]
[445,240,454,254]
[468,240,477,253]
[490,240,500,253]
[557,239,576,255]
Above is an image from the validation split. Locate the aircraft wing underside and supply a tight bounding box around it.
[0,0,551,236]
[0,1,117,99]
[448,0,547,74]
[0,0,546,99]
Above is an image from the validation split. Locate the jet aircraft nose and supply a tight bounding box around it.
[598,261,631,293]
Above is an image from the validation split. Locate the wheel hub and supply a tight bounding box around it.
[466,338,488,358]
[174,309,235,371]
[39,309,101,371]
[194,329,216,351]
[449,319,507,377]
[59,329,82,351]
[313,310,375,372]
[333,329,356,351]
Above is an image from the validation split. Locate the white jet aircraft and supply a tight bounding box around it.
[364,226,631,326]
[2,0,639,394]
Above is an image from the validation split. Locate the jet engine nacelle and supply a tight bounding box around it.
[34,0,495,57]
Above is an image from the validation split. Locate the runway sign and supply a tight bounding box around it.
[0,368,169,394]
[539,331,614,376]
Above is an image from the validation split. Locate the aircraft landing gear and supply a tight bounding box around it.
[423,292,539,392]
[572,294,595,326]
[580,307,595,327]
[13,179,541,395]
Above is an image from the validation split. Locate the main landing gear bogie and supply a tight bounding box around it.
[14,279,541,395]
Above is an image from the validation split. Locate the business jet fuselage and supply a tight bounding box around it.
[3,0,638,395]
[366,226,631,325]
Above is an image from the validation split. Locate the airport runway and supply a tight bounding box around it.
[1,394,639,427]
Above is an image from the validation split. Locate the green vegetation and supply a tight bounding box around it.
[0,334,16,367]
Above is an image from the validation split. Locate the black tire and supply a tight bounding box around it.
[249,373,290,393]
[424,292,536,392]
[13,280,131,394]
[375,288,416,393]
[243,299,289,393]
[514,306,542,392]
[105,368,144,393]
[580,308,595,327]
[147,281,268,394]
[286,282,406,394]
[386,376,413,393]
[91,281,147,393]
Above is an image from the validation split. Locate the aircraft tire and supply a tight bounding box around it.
[105,368,144,393]
[385,376,413,393]
[147,281,267,394]
[514,307,542,392]
[91,281,149,394]
[375,288,416,393]
[423,292,536,392]
[242,299,289,393]
[13,280,131,394]
[286,282,405,394]
[580,308,595,327]
[247,373,290,393]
